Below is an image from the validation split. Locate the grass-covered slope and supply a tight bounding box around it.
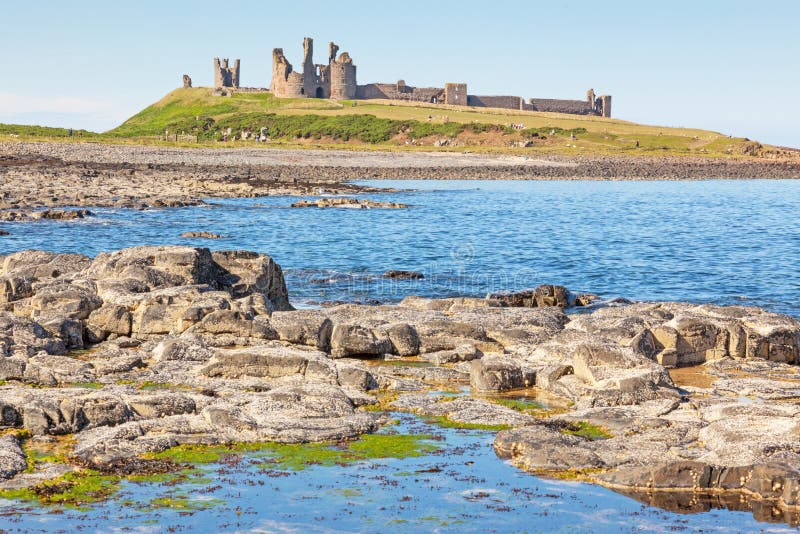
[2,87,776,156]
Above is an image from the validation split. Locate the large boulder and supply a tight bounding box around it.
[269,310,333,351]
[470,356,534,392]
[211,250,291,311]
[330,324,392,358]
[86,246,292,312]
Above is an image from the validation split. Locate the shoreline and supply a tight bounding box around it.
[2,141,800,214]
[2,139,800,219]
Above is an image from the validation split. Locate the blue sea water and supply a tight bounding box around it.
[2,179,799,316]
[2,179,800,531]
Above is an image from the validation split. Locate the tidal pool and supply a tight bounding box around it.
[2,413,795,533]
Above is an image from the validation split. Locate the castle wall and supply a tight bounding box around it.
[468,95,524,110]
[527,98,596,115]
[357,83,444,103]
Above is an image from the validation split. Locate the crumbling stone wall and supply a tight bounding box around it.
[213,58,240,88]
[182,75,192,88]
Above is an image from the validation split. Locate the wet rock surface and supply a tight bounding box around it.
[1,247,800,523]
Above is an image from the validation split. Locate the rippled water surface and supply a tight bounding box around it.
[3,179,799,315]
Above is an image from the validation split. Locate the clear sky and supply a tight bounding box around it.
[2,0,798,147]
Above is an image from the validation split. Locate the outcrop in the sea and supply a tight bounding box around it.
[2,246,800,524]
[180,231,222,239]
[290,198,407,209]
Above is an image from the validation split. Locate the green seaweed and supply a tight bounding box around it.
[560,421,612,440]
[0,470,123,508]
[488,397,551,417]
[150,433,439,471]
[425,415,511,432]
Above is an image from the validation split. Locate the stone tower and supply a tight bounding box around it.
[329,48,357,99]
[597,95,612,118]
[444,83,468,106]
[213,58,240,88]
[270,37,357,99]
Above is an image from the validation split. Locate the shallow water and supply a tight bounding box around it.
[2,413,795,533]
[3,179,799,316]
[2,179,800,530]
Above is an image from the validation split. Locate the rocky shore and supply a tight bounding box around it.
[1,141,799,217]
[1,245,800,524]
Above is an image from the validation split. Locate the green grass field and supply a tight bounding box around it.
[0,87,776,157]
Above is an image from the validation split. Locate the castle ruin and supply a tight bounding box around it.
[213,58,240,89]
[208,38,612,117]
[270,38,356,99]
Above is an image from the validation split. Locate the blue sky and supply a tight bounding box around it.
[1,0,798,147]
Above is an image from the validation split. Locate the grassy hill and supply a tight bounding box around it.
[1,87,780,157]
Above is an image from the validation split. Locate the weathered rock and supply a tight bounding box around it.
[0,436,27,480]
[27,280,102,320]
[382,323,420,356]
[1,250,90,281]
[330,324,391,358]
[85,303,132,342]
[487,285,570,308]
[180,231,222,239]
[291,198,407,209]
[23,353,94,386]
[382,270,424,280]
[0,312,66,356]
[152,334,215,362]
[85,246,291,312]
[128,394,197,419]
[470,356,534,392]
[494,425,605,470]
[212,250,291,311]
[201,345,336,383]
[392,394,534,428]
[269,310,333,350]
